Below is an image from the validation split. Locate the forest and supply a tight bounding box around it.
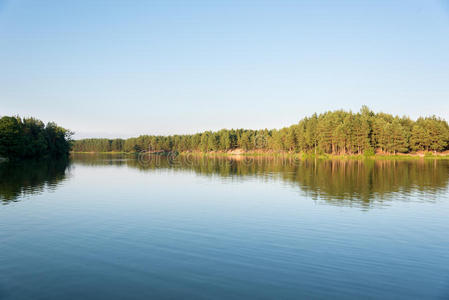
[0,116,73,160]
[73,106,449,155]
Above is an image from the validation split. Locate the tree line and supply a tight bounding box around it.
[73,106,449,155]
[0,116,73,160]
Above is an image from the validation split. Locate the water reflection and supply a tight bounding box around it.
[74,153,449,208]
[3,154,449,207]
[0,158,70,204]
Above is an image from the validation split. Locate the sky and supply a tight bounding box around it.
[1,0,449,139]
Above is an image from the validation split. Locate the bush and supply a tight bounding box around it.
[364,148,375,157]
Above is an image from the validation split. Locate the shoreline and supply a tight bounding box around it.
[71,151,449,160]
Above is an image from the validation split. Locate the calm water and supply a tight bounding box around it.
[1,154,449,299]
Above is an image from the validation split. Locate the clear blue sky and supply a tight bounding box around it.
[1,0,449,138]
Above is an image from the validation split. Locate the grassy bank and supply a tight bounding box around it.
[71,151,129,154]
[178,151,449,160]
[71,151,449,160]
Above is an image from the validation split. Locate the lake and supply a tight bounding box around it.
[1,154,449,299]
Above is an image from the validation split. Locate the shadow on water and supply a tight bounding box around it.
[72,153,449,208]
[0,157,70,204]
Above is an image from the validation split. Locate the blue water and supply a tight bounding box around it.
[1,156,449,299]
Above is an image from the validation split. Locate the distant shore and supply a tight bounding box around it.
[71,150,449,160]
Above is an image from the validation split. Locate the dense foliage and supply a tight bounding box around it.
[73,107,449,155]
[0,116,73,159]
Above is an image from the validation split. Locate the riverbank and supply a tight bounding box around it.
[178,151,449,160]
[71,151,449,160]
[72,151,128,154]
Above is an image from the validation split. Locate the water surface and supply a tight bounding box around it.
[1,154,449,299]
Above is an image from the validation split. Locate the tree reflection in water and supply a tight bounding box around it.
[73,153,449,208]
[0,158,70,204]
[2,154,448,208]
